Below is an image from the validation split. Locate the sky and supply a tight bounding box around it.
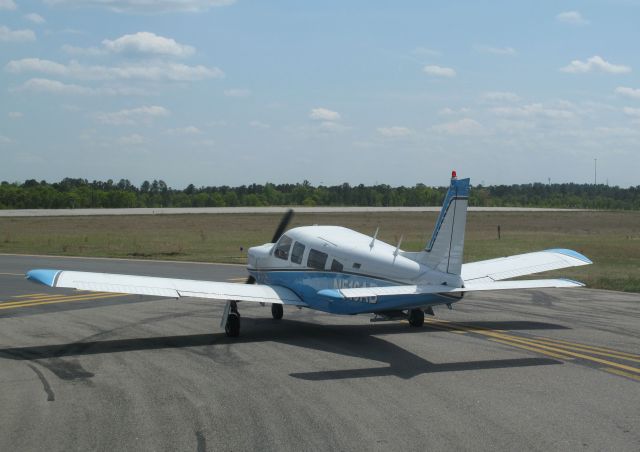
[1,1,639,188]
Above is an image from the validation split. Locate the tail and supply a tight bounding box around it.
[407,171,470,276]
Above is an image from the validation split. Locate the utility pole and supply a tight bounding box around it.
[594,158,597,185]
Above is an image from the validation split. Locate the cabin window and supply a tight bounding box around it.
[352,263,361,269]
[307,249,328,270]
[274,235,293,260]
[331,259,344,272]
[291,242,305,264]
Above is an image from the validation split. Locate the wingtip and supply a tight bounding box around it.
[545,248,593,265]
[26,269,61,287]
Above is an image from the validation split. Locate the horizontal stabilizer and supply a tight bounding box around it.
[26,269,306,306]
[320,278,584,300]
[462,248,592,283]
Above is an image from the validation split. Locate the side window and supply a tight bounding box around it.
[331,259,344,272]
[291,242,305,264]
[307,249,328,270]
[273,235,292,260]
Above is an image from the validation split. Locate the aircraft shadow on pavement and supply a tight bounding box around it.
[0,318,565,380]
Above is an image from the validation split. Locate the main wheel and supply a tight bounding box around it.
[271,303,283,320]
[408,309,424,327]
[225,312,241,337]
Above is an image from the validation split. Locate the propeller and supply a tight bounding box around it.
[245,208,294,285]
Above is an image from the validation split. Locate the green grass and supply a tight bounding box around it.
[1,210,639,292]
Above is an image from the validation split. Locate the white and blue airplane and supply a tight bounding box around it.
[26,172,592,337]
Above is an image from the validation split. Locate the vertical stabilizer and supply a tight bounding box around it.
[416,172,470,276]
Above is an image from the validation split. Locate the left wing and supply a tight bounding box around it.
[26,269,306,306]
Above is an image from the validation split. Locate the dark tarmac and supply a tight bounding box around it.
[0,254,638,451]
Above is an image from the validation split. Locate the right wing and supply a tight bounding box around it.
[26,269,306,306]
[461,248,592,284]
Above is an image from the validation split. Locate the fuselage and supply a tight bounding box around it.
[247,225,462,314]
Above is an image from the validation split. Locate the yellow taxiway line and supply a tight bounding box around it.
[0,292,128,310]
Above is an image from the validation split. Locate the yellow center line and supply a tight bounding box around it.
[0,272,24,276]
[523,338,640,363]
[489,339,573,360]
[603,367,640,382]
[424,320,571,359]
[528,337,640,360]
[0,293,127,310]
[1,292,115,307]
[427,320,640,375]
[227,277,248,282]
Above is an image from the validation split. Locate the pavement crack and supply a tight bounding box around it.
[27,364,55,402]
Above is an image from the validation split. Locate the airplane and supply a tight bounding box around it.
[26,171,592,337]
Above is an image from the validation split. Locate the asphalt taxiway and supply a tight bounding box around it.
[0,254,638,451]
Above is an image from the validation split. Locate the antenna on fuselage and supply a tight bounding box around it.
[393,235,403,259]
[369,226,379,250]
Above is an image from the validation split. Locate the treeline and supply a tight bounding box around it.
[0,178,639,210]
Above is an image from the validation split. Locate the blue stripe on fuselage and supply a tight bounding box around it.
[249,269,458,314]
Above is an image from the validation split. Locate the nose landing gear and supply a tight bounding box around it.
[271,303,283,320]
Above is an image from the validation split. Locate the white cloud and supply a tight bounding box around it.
[0,26,36,42]
[249,120,270,129]
[623,107,640,117]
[97,105,169,125]
[24,13,45,24]
[317,121,349,133]
[560,56,631,74]
[482,91,520,102]
[475,45,517,56]
[423,65,456,77]
[118,134,145,145]
[0,0,16,10]
[166,125,201,134]
[615,86,640,100]
[103,32,194,57]
[556,11,589,25]
[224,88,251,97]
[309,107,340,121]
[438,107,471,116]
[490,103,575,120]
[377,126,412,137]
[0,134,12,144]
[43,0,235,13]
[8,111,23,118]
[432,118,486,136]
[62,44,106,56]
[15,78,94,95]
[6,58,224,81]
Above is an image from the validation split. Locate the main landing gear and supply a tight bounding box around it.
[408,308,425,327]
[370,306,435,327]
[223,302,285,337]
[224,301,241,337]
[271,303,283,320]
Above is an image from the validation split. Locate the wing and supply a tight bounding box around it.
[318,278,584,300]
[26,269,306,306]
[461,248,592,284]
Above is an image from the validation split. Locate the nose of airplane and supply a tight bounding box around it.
[247,243,273,268]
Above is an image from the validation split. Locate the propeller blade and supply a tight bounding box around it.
[271,209,294,244]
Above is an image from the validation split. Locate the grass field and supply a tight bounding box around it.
[1,210,639,292]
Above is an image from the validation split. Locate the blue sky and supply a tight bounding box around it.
[1,1,639,187]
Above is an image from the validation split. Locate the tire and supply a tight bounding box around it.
[225,312,241,337]
[408,309,424,327]
[271,303,284,320]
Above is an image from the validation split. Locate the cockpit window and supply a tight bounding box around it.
[331,259,344,272]
[291,242,305,264]
[273,235,293,260]
[307,249,328,270]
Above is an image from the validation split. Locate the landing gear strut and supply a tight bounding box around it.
[271,303,283,320]
[224,301,241,337]
[408,308,425,327]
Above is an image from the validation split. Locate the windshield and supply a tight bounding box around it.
[273,235,293,260]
